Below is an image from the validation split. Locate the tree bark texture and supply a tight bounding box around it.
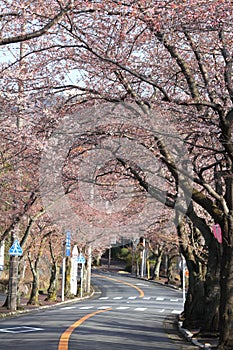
[46,262,58,302]
[203,239,221,333]
[183,260,206,329]
[167,250,179,285]
[65,257,71,298]
[27,272,39,305]
[152,250,163,280]
[7,256,19,311]
[218,210,233,349]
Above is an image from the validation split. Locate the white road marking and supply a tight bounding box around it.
[77,306,184,313]
[156,297,164,301]
[0,326,43,333]
[128,296,137,300]
[99,297,109,300]
[143,297,151,300]
[171,310,182,314]
[113,297,123,300]
[170,298,179,302]
[134,308,147,311]
[60,306,76,310]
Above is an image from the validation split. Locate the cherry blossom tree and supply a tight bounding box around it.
[1,2,233,348]
[46,4,231,348]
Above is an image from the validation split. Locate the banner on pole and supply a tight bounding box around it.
[65,231,71,257]
[212,224,222,244]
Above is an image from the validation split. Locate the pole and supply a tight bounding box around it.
[8,255,19,311]
[182,255,186,307]
[61,256,66,302]
[140,238,145,278]
[8,37,25,311]
[80,264,84,298]
[8,227,20,311]
[131,240,135,275]
[108,246,111,270]
[86,244,92,294]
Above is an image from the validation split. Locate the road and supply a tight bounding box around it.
[0,272,185,350]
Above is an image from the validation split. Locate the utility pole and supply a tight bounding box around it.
[86,244,92,294]
[108,246,111,270]
[8,200,19,311]
[8,36,25,311]
[8,256,19,311]
[140,237,146,278]
[8,236,23,310]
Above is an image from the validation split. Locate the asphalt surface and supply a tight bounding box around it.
[0,271,200,350]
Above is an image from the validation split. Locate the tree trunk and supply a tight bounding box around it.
[27,270,39,305]
[187,204,221,333]
[65,257,71,298]
[203,238,221,333]
[176,210,206,329]
[217,177,233,349]
[94,254,101,266]
[218,214,233,349]
[183,260,206,329]
[152,250,163,280]
[46,262,58,302]
[167,249,179,285]
[27,251,40,306]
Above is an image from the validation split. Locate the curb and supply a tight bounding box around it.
[0,288,95,319]
[178,321,213,349]
[107,270,215,349]
[0,270,217,349]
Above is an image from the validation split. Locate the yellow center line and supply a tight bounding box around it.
[93,274,145,298]
[58,308,112,350]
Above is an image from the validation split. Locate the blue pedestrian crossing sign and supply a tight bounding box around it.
[77,253,86,264]
[9,240,23,256]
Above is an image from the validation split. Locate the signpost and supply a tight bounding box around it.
[77,252,86,264]
[77,253,86,298]
[9,240,23,256]
[62,231,71,302]
[140,238,146,278]
[8,239,23,311]
[65,231,71,257]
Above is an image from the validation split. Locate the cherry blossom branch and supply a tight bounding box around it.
[0,1,73,46]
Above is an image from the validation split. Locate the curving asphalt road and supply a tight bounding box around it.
[0,271,193,350]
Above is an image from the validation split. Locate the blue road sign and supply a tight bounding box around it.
[77,253,86,264]
[66,246,71,257]
[9,240,23,256]
[66,231,71,257]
